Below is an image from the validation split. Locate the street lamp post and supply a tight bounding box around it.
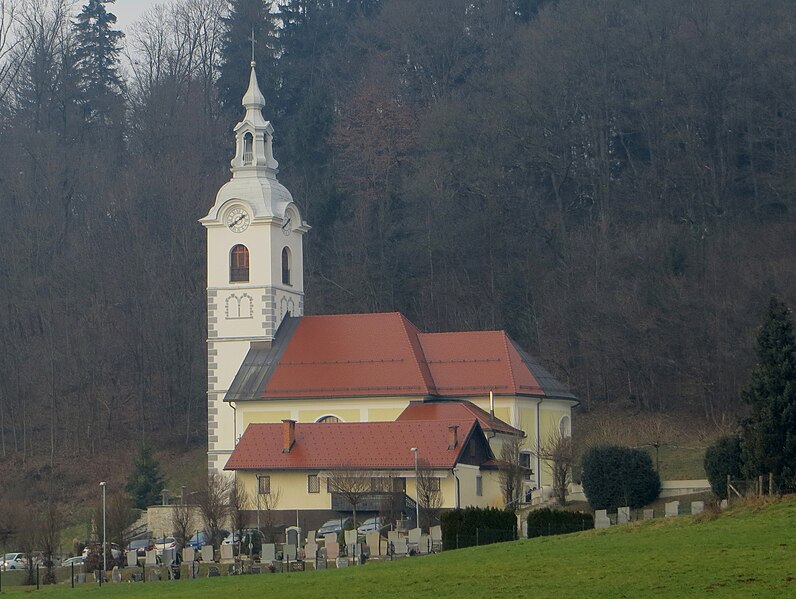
[99,482,107,575]
[410,448,419,529]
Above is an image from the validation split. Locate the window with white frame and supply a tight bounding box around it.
[475,475,483,497]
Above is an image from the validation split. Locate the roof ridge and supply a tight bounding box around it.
[500,331,518,394]
[398,313,437,395]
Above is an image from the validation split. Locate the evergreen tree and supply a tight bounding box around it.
[72,0,124,125]
[125,447,166,509]
[740,297,796,486]
[217,0,277,114]
[703,436,743,499]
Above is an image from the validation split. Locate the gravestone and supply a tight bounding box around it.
[720,499,728,510]
[285,528,299,547]
[430,526,442,552]
[665,501,679,518]
[617,506,630,524]
[208,566,220,577]
[182,547,195,563]
[284,543,297,560]
[344,529,357,546]
[393,538,408,556]
[200,545,214,563]
[306,530,316,543]
[304,542,318,561]
[408,527,421,545]
[111,566,121,583]
[325,538,340,560]
[365,532,381,556]
[594,509,611,529]
[691,501,704,515]
[220,544,234,562]
[76,573,87,584]
[335,557,349,568]
[261,543,276,562]
[419,535,431,554]
[148,569,161,582]
[126,550,138,568]
[145,549,158,566]
[162,548,176,565]
[387,530,401,545]
[643,509,654,520]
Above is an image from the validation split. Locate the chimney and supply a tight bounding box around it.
[448,425,459,450]
[282,419,296,453]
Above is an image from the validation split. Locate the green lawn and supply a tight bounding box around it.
[3,498,795,598]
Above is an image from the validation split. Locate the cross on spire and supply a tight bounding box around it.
[249,26,256,66]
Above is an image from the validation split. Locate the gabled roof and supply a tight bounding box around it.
[224,420,482,471]
[397,400,524,437]
[224,312,576,402]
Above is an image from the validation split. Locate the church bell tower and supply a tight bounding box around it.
[200,62,309,474]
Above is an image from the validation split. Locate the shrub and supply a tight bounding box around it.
[526,508,593,538]
[440,506,516,550]
[581,445,661,510]
[704,436,743,499]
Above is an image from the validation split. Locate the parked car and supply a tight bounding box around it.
[1,553,26,570]
[126,538,154,558]
[188,530,229,551]
[61,556,85,568]
[81,543,122,560]
[357,516,388,535]
[153,537,178,556]
[315,517,354,539]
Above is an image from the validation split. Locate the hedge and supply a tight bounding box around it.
[440,506,516,550]
[526,508,594,538]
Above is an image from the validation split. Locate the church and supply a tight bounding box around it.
[201,63,578,527]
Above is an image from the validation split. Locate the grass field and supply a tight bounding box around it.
[2,498,795,598]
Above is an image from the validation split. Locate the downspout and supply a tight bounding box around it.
[453,467,461,509]
[536,399,542,489]
[232,402,238,447]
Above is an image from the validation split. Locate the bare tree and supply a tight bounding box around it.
[416,459,442,531]
[539,431,575,506]
[196,472,231,550]
[254,482,281,543]
[228,477,250,555]
[325,468,375,532]
[498,437,526,511]
[171,501,195,551]
[38,497,62,584]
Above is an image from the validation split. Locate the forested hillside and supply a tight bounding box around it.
[0,0,794,464]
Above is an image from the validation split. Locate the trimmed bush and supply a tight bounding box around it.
[440,506,516,550]
[704,436,743,499]
[581,445,661,510]
[526,508,594,538]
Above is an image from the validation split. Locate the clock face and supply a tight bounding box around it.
[281,214,292,236]
[226,207,250,233]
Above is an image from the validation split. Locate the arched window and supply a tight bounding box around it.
[316,415,341,423]
[230,244,249,282]
[559,415,571,438]
[243,132,254,165]
[281,247,291,285]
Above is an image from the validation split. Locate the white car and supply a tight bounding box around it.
[357,517,388,535]
[153,537,178,556]
[1,552,26,570]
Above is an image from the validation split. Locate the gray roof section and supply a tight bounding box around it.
[511,340,578,402]
[224,316,301,402]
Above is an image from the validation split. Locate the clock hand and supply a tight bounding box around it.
[232,214,244,226]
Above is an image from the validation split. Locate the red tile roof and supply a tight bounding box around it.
[261,313,437,398]
[397,401,524,436]
[418,331,544,396]
[224,420,480,471]
[226,312,575,402]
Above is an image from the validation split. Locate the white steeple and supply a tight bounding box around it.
[201,61,309,476]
